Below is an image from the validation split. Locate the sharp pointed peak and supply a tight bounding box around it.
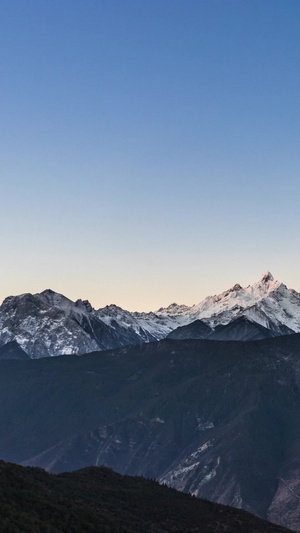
[258,270,274,283]
[231,283,243,291]
[40,288,57,296]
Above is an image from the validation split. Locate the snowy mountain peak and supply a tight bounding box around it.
[231,284,243,291]
[155,303,192,316]
[74,299,93,313]
[259,270,274,282]
[38,289,75,310]
[252,271,280,296]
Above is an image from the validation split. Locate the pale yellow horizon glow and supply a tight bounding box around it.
[2,267,300,313]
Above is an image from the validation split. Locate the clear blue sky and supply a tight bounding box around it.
[1,0,299,310]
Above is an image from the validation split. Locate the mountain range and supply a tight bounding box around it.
[0,271,300,358]
[2,272,300,531]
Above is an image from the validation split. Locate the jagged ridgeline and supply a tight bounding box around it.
[0,271,299,358]
[0,461,294,532]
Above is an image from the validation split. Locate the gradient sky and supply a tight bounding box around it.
[1,0,300,311]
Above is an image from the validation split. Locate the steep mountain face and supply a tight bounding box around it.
[167,316,285,342]
[208,316,277,341]
[1,336,300,531]
[0,340,30,360]
[96,304,165,341]
[167,319,213,340]
[0,271,299,358]
[0,290,156,358]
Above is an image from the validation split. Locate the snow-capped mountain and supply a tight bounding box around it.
[0,271,299,358]
[100,270,300,338]
[183,270,300,332]
[0,290,156,358]
[167,270,300,336]
[97,305,188,340]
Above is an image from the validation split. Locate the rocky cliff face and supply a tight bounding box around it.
[0,290,156,358]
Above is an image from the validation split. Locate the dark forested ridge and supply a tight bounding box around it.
[0,460,294,532]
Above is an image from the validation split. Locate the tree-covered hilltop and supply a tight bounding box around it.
[0,460,294,533]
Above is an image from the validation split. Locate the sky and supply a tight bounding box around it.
[1,0,300,311]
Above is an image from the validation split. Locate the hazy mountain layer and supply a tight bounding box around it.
[1,336,300,530]
[167,316,293,342]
